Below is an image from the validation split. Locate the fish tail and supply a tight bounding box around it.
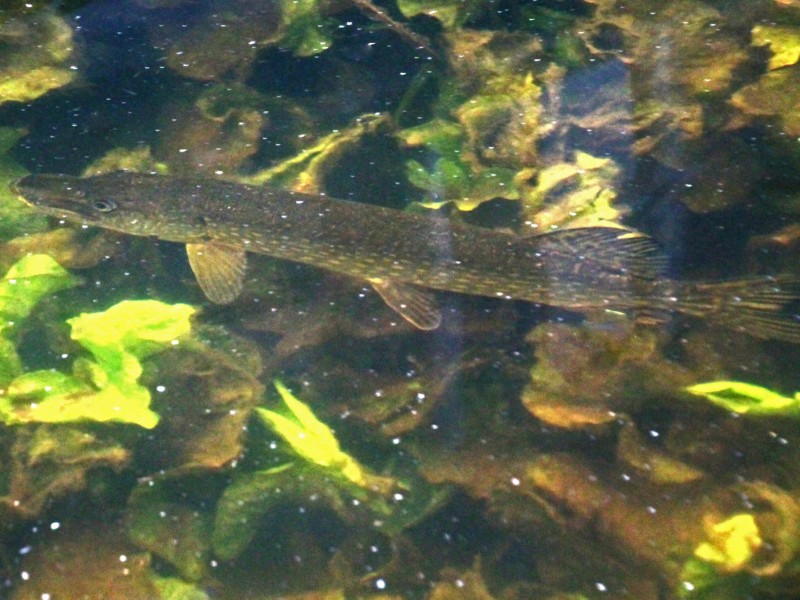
[667,275,800,343]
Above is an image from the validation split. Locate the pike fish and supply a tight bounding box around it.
[12,171,800,342]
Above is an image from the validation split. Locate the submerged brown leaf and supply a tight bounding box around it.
[11,524,156,600]
[521,323,694,430]
[141,325,264,473]
[730,65,800,136]
[154,0,283,81]
[1,228,120,272]
[0,425,129,521]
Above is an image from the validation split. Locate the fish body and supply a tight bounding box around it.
[12,171,800,342]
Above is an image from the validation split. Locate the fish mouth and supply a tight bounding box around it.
[12,174,96,220]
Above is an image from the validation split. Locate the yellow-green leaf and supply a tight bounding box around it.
[3,370,159,429]
[68,299,195,358]
[684,381,800,416]
[0,254,80,331]
[1,300,195,428]
[694,514,762,573]
[752,25,800,70]
[257,381,368,487]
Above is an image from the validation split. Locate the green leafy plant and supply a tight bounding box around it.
[677,514,765,599]
[684,381,800,417]
[397,0,487,29]
[257,380,372,487]
[279,0,333,56]
[0,128,49,241]
[1,298,196,429]
[212,381,400,559]
[0,254,80,385]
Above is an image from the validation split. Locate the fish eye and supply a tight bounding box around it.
[92,199,118,212]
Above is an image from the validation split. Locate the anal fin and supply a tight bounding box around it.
[369,278,442,330]
[186,242,247,304]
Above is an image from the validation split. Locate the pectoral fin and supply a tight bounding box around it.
[369,278,442,330]
[186,242,247,304]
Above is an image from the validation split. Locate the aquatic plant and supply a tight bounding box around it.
[684,380,800,417]
[397,0,487,29]
[0,128,47,242]
[0,254,80,386]
[260,381,372,485]
[3,0,800,598]
[212,381,399,560]
[0,11,76,105]
[396,31,542,211]
[1,296,195,428]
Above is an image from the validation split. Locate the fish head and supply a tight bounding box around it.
[12,171,206,242]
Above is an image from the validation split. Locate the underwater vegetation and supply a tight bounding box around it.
[1,0,800,599]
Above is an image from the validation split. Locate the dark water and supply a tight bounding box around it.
[1,1,800,599]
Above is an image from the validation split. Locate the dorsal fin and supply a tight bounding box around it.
[533,227,669,279]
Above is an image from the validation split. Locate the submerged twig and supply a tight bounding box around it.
[350,0,438,57]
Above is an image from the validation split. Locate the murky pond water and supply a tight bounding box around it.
[1,1,800,598]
